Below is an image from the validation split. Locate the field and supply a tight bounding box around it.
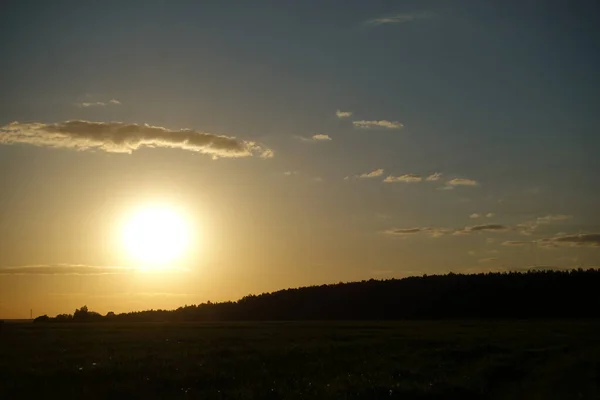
[1,321,599,399]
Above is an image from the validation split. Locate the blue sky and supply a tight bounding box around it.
[1,1,599,317]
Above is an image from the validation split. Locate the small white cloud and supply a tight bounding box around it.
[298,134,332,142]
[312,134,332,141]
[78,101,106,108]
[283,171,299,176]
[357,168,385,179]
[383,174,422,183]
[486,213,495,218]
[470,213,481,219]
[447,178,479,187]
[478,257,497,263]
[335,110,352,118]
[353,120,403,129]
[425,172,442,181]
[76,98,121,108]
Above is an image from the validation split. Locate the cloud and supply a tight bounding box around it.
[383,174,422,183]
[345,168,385,180]
[425,172,442,181]
[447,178,479,187]
[471,212,495,219]
[366,12,432,26]
[538,233,600,248]
[502,241,531,246]
[0,120,273,159]
[384,227,452,238]
[478,258,497,263]
[335,110,352,118]
[298,134,333,142]
[537,214,572,224]
[0,264,135,275]
[283,171,299,176]
[464,224,510,232]
[353,120,403,129]
[77,99,121,108]
[385,228,423,235]
[311,134,332,141]
[359,168,384,178]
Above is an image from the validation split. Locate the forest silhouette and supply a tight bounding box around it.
[35,269,600,322]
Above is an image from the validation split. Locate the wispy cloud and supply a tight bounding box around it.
[360,168,384,178]
[447,178,479,187]
[76,99,122,108]
[346,168,385,180]
[384,227,452,238]
[353,120,403,129]
[502,241,531,246]
[383,174,422,183]
[478,257,497,263]
[461,224,510,233]
[0,264,135,275]
[538,233,600,248]
[537,214,572,224]
[335,110,352,118]
[0,120,273,159]
[470,212,495,219]
[298,134,333,142]
[425,172,442,181]
[366,12,433,26]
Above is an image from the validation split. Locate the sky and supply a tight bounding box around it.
[1,0,599,318]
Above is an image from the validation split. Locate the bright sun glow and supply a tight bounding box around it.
[122,205,192,266]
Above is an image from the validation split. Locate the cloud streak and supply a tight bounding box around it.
[0,264,135,275]
[538,233,600,248]
[383,174,422,183]
[447,178,479,186]
[0,120,273,159]
[366,12,432,26]
[335,110,352,118]
[353,120,403,129]
[425,172,442,181]
[77,99,121,108]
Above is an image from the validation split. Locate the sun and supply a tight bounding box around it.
[121,205,192,266]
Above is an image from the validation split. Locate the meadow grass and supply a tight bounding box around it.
[1,321,599,399]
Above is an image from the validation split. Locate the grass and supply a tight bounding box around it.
[1,321,599,399]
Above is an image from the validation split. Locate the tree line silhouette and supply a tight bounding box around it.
[35,269,600,322]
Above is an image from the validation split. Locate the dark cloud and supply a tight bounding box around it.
[0,264,136,275]
[0,120,273,159]
[502,241,531,246]
[385,227,452,238]
[538,233,600,248]
[464,224,510,232]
